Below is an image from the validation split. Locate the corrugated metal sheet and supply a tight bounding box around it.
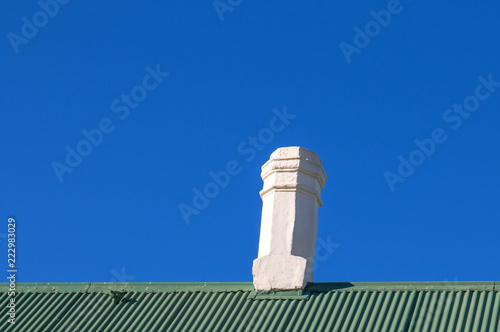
[0,282,499,331]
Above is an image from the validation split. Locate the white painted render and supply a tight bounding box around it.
[253,146,327,290]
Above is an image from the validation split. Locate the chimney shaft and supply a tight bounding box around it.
[252,147,327,290]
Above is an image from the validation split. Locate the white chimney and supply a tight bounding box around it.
[252,146,327,290]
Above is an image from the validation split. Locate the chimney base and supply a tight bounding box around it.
[252,254,312,290]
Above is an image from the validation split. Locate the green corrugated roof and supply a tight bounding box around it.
[1,281,499,331]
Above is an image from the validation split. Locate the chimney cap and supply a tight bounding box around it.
[260,147,327,203]
[269,146,322,162]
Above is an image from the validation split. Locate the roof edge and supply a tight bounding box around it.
[306,281,498,292]
[0,281,497,293]
[0,282,255,293]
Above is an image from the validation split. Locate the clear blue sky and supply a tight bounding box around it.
[2,1,500,284]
